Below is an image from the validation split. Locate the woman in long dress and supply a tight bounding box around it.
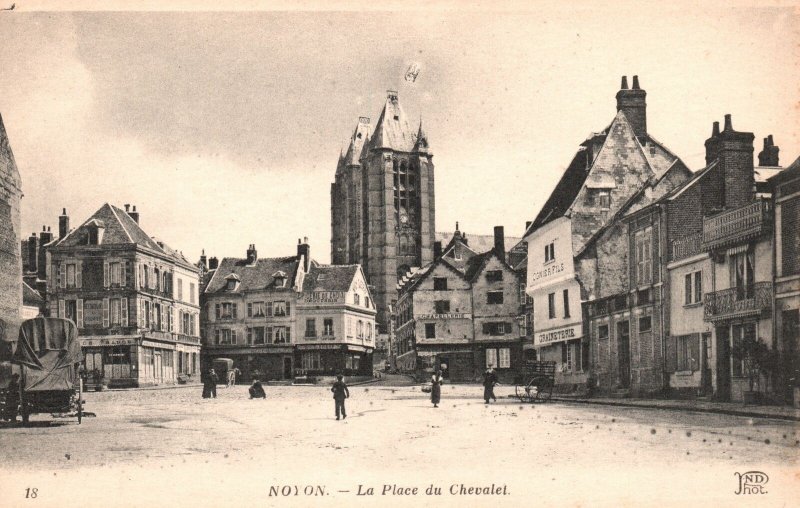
[430,369,443,408]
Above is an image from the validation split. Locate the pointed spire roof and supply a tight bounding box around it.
[344,117,371,165]
[414,117,430,153]
[368,91,417,152]
[0,112,22,191]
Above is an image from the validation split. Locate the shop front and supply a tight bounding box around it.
[203,346,294,382]
[534,322,588,388]
[416,347,474,381]
[295,344,373,377]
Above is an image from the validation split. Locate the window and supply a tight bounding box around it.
[684,271,703,305]
[190,283,196,304]
[354,294,360,305]
[177,279,183,301]
[548,292,556,319]
[634,226,653,286]
[677,335,692,371]
[483,322,513,336]
[486,348,497,369]
[66,263,77,288]
[305,319,316,338]
[433,277,448,290]
[598,324,609,341]
[323,318,334,336]
[65,300,78,324]
[273,301,288,317]
[219,302,237,319]
[110,298,121,325]
[365,297,370,308]
[217,329,236,345]
[730,248,755,300]
[563,342,573,371]
[486,270,503,282]
[434,300,450,314]
[251,327,266,345]
[425,323,436,339]
[544,242,555,263]
[639,316,652,333]
[590,189,611,208]
[498,348,511,368]
[249,301,266,318]
[563,289,570,318]
[781,196,800,276]
[731,323,756,377]
[366,323,372,341]
[109,262,122,286]
[302,352,321,370]
[226,279,237,291]
[182,312,192,335]
[487,291,504,304]
[274,326,289,344]
[347,318,354,337]
[154,268,160,291]
[163,273,169,294]
[357,320,364,338]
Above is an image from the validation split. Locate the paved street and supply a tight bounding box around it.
[0,384,798,507]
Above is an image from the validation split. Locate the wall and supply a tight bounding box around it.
[0,114,22,337]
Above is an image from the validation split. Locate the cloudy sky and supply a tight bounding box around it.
[1,3,798,264]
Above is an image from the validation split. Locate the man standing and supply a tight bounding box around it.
[483,365,498,404]
[203,368,218,398]
[331,374,349,420]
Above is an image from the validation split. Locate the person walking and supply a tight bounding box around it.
[483,364,498,404]
[202,368,218,399]
[248,379,266,399]
[430,369,443,408]
[331,374,349,420]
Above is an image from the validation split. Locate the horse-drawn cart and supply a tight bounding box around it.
[513,360,556,403]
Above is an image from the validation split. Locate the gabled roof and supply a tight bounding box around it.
[204,256,300,294]
[22,282,44,306]
[302,264,360,292]
[768,155,800,185]
[464,249,521,282]
[343,118,371,166]
[368,92,418,152]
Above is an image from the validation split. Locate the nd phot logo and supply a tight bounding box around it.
[734,471,768,495]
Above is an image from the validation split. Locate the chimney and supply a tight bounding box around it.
[38,226,53,281]
[27,232,37,274]
[246,244,257,264]
[493,226,505,258]
[433,241,442,259]
[297,237,311,272]
[717,114,755,209]
[209,257,219,270]
[58,208,70,239]
[757,134,780,167]
[129,205,140,224]
[615,75,647,139]
[704,121,722,165]
[199,249,208,270]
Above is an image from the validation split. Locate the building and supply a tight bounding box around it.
[201,240,376,381]
[331,91,436,339]
[22,282,45,320]
[0,112,23,336]
[769,156,800,404]
[524,76,692,393]
[47,203,202,387]
[396,225,525,382]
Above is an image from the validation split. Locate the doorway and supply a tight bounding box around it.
[617,321,630,389]
[154,352,163,383]
[283,356,293,379]
[715,326,731,401]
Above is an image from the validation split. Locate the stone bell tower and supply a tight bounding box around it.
[0,112,23,337]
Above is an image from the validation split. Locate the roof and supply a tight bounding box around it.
[204,256,299,294]
[302,264,360,292]
[343,118,370,166]
[53,203,196,270]
[435,232,522,257]
[22,282,44,306]
[368,92,420,152]
[768,156,800,185]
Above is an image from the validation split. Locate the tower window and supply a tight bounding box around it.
[393,115,399,121]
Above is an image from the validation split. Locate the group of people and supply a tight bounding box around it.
[430,365,498,408]
[201,368,265,399]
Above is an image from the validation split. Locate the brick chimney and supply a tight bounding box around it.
[129,205,140,224]
[433,241,442,259]
[209,257,219,270]
[199,249,207,270]
[58,208,69,239]
[616,75,647,139]
[297,237,311,272]
[757,135,780,167]
[704,121,721,166]
[38,226,52,281]
[493,226,505,258]
[246,244,257,264]
[718,114,755,210]
[27,232,37,274]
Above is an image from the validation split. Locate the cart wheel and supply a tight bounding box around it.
[532,376,554,402]
[514,384,528,402]
[529,376,550,403]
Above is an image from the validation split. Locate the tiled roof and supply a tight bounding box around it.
[368,94,419,152]
[343,119,370,166]
[435,232,522,257]
[204,256,299,294]
[22,282,43,305]
[302,264,359,292]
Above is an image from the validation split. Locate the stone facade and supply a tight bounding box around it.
[0,113,23,339]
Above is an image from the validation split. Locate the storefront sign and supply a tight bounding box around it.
[535,324,582,346]
[417,313,472,320]
[529,262,565,283]
[296,344,342,351]
[80,337,138,347]
[142,340,175,350]
[83,300,103,326]
[303,291,344,304]
[345,345,371,353]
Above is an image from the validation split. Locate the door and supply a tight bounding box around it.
[781,310,799,402]
[154,352,163,383]
[85,351,103,385]
[283,356,293,379]
[617,321,630,388]
[701,332,713,395]
[715,326,731,402]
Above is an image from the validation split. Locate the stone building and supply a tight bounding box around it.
[47,204,202,387]
[0,113,23,338]
[524,76,692,393]
[201,240,376,381]
[396,226,525,382]
[330,91,436,339]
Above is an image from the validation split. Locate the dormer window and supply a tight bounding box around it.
[272,271,287,288]
[224,273,241,292]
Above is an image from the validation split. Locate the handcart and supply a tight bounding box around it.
[513,360,556,403]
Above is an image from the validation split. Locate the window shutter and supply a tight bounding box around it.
[482,323,490,334]
[232,304,238,319]
[665,335,678,372]
[215,329,220,345]
[504,322,513,334]
[247,328,252,343]
[286,328,291,343]
[267,327,273,343]
[58,299,65,318]
[247,303,252,317]
[267,303,273,317]
[121,261,127,287]
[561,342,568,363]
[103,298,110,328]
[103,261,109,288]
[76,299,84,327]
[121,298,128,327]
[215,304,220,320]
[168,307,173,332]
[231,330,237,345]
[59,262,66,288]
[76,261,82,289]
[689,333,701,372]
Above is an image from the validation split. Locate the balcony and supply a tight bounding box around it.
[702,200,771,252]
[704,282,772,322]
[671,231,702,261]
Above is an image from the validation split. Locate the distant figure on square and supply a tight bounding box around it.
[227,367,240,388]
[483,365,498,404]
[431,369,443,408]
[331,374,349,420]
[202,368,218,398]
[3,373,20,422]
[249,379,266,399]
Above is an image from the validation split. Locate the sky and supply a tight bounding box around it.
[1,3,798,264]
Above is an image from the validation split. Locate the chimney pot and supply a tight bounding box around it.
[712,121,720,136]
[493,226,506,258]
[723,114,733,131]
[124,204,130,212]
[620,76,628,89]
[632,75,640,89]
[42,225,46,232]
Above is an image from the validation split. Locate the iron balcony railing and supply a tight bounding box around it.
[702,199,771,252]
[703,281,772,321]
[671,231,703,261]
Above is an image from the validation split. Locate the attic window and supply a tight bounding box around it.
[393,115,399,121]
[357,133,362,139]
[273,271,287,288]
[588,189,611,209]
